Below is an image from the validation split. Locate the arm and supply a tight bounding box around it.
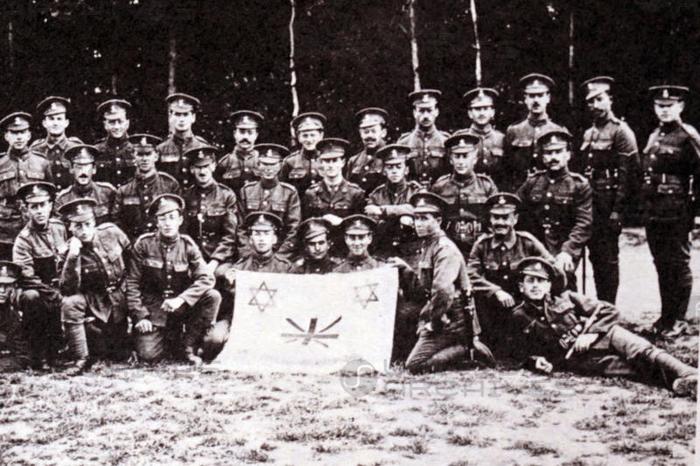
[277,190,301,258]
[466,239,502,297]
[209,191,239,266]
[125,240,149,322]
[561,181,593,261]
[178,241,215,307]
[612,123,639,215]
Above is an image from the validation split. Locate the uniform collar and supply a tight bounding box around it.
[260,177,279,190]
[234,146,256,159]
[73,181,96,196]
[660,120,682,131]
[9,147,29,160]
[417,125,436,137]
[302,148,318,161]
[451,172,477,186]
[107,134,129,147]
[135,170,158,183]
[387,179,407,193]
[173,131,194,144]
[489,229,517,249]
[547,167,569,180]
[469,124,492,136]
[158,233,180,246]
[594,111,614,127]
[29,219,50,232]
[347,252,371,264]
[46,134,68,149]
[253,252,274,265]
[195,180,217,194]
[527,115,550,127]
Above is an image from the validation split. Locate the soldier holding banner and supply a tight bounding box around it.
[291,217,339,274]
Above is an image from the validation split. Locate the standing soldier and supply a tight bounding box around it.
[291,217,339,274]
[215,110,263,195]
[55,144,117,225]
[30,96,83,189]
[0,262,31,372]
[0,112,53,259]
[517,129,593,289]
[238,143,300,259]
[280,112,325,197]
[580,77,638,303]
[333,215,383,272]
[455,87,506,187]
[94,99,135,188]
[13,182,66,369]
[58,198,131,375]
[431,133,498,258]
[302,138,365,223]
[128,194,220,365]
[640,85,700,338]
[365,144,422,259]
[113,134,179,240]
[156,93,209,189]
[345,107,388,194]
[398,89,450,188]
[503,74,565,192]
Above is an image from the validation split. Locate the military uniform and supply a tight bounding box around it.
[280,149,321,197]
[216,147,260,195]
[290,217,339,274]
[303,179,365,219]
[332,214,383,272]
[55,182,116,226]
[114,171,179,240]
[94,137,134,188]
[345,146,386,194]
[367,179,422,259]
[579,77,639,303]
[640,85,700,332]
[0,262,31,372]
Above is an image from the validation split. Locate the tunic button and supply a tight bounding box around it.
[544,205,550,210]
[117,170,121,174]
[546,192,552,197]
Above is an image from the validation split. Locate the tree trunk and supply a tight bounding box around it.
[469,0,481,86]
[289,0,300,118]
[408,0,421,91]
[168,33,177,95]
[568,9,575,107]
[7,19,14,75]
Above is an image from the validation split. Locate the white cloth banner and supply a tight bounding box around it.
[212,268,398,374]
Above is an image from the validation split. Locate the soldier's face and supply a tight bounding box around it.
[345,233,372,257]
[70,217,97,243]
[42,113,69,136]
[258,159,281,180]
[359,124,386,150]
[103,113,130,139]
[71,162,95,186]
[413,103,439,128]
[26,200,52,227]
[519,275,552,301]
[654,101,684,124]
[468,104,495,126]
[490,211,518,237]
[542,146,570,171]
[190,162,216,186]
[234,127,258,150]
[134,150,158,173]
[169,109,196,133]
[524,91,550,115]
[413,213,441,237]
[384,161,407,184]
[297,129,323,151]
[319,156,345,179]
[586,92,612,119]
[305,234,330,260]
[156,210,183,238]
[450,150,478,175]
[0,283,16,304]
[250,229,276,254]
[4,129,31,150]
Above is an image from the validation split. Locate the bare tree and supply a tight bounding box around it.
[469,0,481,86]
[289,0,300,118]
[168,32,177,95]
[408,0,421,91]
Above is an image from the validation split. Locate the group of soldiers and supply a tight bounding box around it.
[0,73,697,398]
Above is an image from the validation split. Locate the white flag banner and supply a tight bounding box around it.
[211,267,398,374]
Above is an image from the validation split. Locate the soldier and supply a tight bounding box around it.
[58,198,131,375]
[345,107,388,193]
[127,194,220,365]
[333,215,383,272]
[13,182,66,369]
[467,193,554,351]
[0,262,31,372]
[215,110,263,195]
[30,96,83,189]
[397,89,450,188]
[238,143,300,259]
[388,192,493,373]
[113,134,179,240]
[455,87,506,186]
[509,257,697,398]
[365,144,422,259]
[517,129,593,289]
[302,138,365,223]
[291,217,340,274]
[431,133,498,257]
[94,99,135,188]
[55,144,117,225]
[280,112,325,197]
[203,212,291,359]
[580,77,638,303]
[503,74,565,192]
[156,93,209,188]
[640,85,700,338]
[0,112,53,259]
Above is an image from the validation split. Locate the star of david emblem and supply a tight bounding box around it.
[248,281,277,312]
[353,282,379,309]
[281,316,341,347]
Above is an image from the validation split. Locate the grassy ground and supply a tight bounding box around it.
[0,236,697,465]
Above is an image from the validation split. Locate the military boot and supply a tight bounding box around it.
[654,351,697,398]
[64,323,92,376]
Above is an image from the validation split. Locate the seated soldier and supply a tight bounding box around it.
[291,217,339,274]
[127,194,220,366]
[202,212,292,359]
[509,257,697,398]
[58,198,131,375]
[0,262,31,372]
[333,215,383,272]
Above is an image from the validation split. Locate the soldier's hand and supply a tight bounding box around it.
[364,205,383,217]
[207,260,220,274]
[386,256,409,270]
[322,214,343,227]
[572,333,598,353]
[609,212,622,232]
[534,356,553,374]
[495,290,515,308]
[134,319,153,333]
[224,269,237,287]
[67,237,82,258]
[555,252,574,272]
[161,297,185,313]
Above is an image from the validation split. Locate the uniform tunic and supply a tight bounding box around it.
[30,135,83,189]
[345,147,386,194]
[302,179,365,219]
[94,136,135,188]
[215,147,260,196]
[503,118,563,192]
[454,125,506,186]
[156,132,209,189]
[55,181,117,225]
[397,127,450,188]
[279,149,321,197]
[367,179,422,259]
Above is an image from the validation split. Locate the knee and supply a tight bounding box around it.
[19,290,41,304]
[61,295,88,323]
[199,289,222,320]
[201,320,230,358]
[135,339,163,363]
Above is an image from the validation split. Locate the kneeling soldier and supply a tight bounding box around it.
[333,215,383,272]
[127,194,220,365]
[291,217,339,274]
[0,262,31,372]
[510,257,697,398]
[58,198,131,375]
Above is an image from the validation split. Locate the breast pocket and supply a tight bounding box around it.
[204,208,227,231]
[223,168,241,180]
